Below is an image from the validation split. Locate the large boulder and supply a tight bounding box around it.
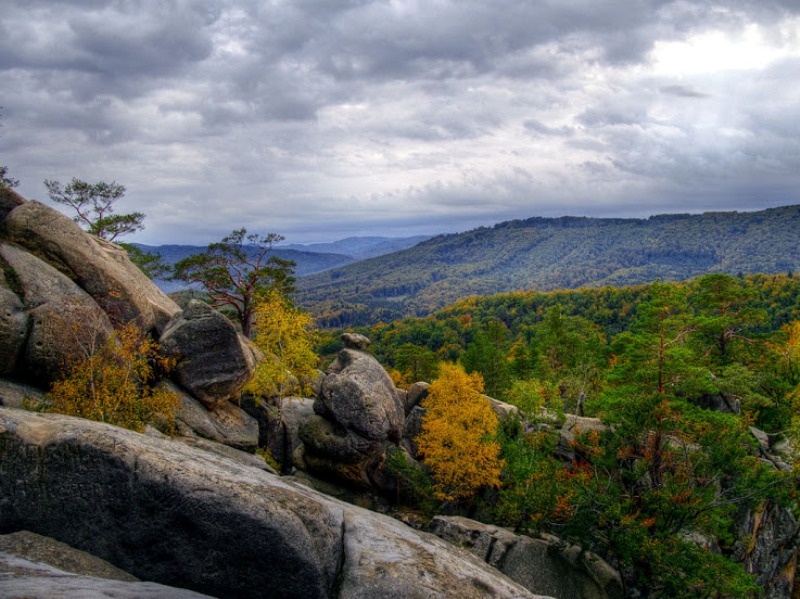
[401,405,425,459]
[487,395,521,421]
[302,414,382,464]
[0,243,114,386]
[0,553,214,598]
[0,407,544,599]
[429,515,624,599]
[316,348,404,442]
[159,300,257,409]
[303,340,406,491]
[2,200,180,334]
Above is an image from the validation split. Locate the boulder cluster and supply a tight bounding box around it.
[0,189,260,450]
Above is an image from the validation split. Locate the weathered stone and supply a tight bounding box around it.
[401,405,425,459]
[176,436,276,474]
[0,243,114,386]
[317,348,404,442]
[301,414,382,464]
[341,332,371,350]
[405,381,430,412]
[310,369,326,396]
[751,426,772,454]
[259,396,316,471]
[487,395,521,421]
[0,269,27,377]
[159,300,257,408]
[429,515,624,599]
[0,551,215,598]
[0,185,25,222]
[2,200,180,334]
[0,407,542,599]
[336,511,544,599]
[0,378,45,409]
[167,381,259,452]
[0,530,139,582]
[735,501,799,599]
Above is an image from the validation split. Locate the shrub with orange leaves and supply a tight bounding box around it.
[415,363,503,502]
[48,321,178,432]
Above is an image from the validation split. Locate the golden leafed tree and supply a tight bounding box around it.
[48,321,178,432]
[244,291,319,399]
[415,363,503,502]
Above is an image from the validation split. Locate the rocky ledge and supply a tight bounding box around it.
[0,407,546,599]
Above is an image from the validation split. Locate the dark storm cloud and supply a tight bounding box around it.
[1,0,799,243]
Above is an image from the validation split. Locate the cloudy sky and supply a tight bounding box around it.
[2,1,799,245]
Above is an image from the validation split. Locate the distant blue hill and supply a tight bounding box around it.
[130,235,431,293]
[281,236,432,260]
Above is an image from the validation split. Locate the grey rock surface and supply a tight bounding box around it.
[429,515,623,599]
[401,405,425,459]
[735,500,799,599]
[487,395,521,421]
[0,242,114,386]
[0,552,214,599]
[0,269,26,377]
[0,407,543,599]
[317,348,404,442]
[303,347,406,491]
[405,381,430,412]
[0,379,45,409]
[0,530,138,582]
[0,185,25,222]
[160,300,257,408]
[169,381,259,452]
[261,396,316,471]
[2,200,180,334]
[340,332,371,350]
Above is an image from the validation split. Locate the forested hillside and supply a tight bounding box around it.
[325,273,800,596]
[337,273,800,396]
[298,205,800,327]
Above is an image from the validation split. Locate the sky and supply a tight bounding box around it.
[2,1,799,245]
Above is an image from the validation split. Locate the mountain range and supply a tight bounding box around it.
[295,205,800,328]
[132,235,429,293]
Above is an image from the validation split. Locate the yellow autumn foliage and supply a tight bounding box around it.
[415,363,503,502]
[48,322,179,432]
[244,291,319,399]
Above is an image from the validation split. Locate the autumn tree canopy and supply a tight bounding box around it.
[48,321,178,432]
[415,363,503,502]
[244,290,319,399]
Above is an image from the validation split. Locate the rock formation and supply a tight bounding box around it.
[300,341,405,491]
[0,195,257,445]
[429,516,624,599]
[0,530,214,598]
[160,300,258,409]
[0,407,545,599]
